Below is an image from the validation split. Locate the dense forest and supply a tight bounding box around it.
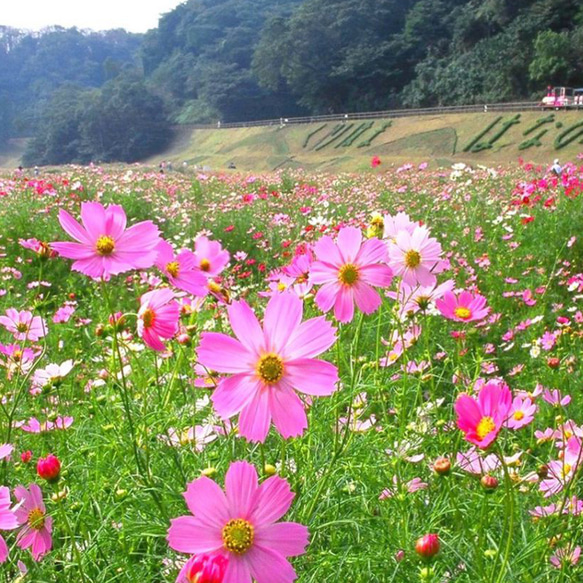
[1,0,582,164]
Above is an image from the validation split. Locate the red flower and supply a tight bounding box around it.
[37,454,61,482]
[415,533,440,558]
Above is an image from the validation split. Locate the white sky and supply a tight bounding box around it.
[0,0,185,33]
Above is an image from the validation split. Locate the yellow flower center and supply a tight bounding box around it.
[16,322,29,333]
[338,263,359,286]
[12,350,22,362]
[277,283,287,292]
[28,508,45,531]
[562,464,572,479]
[166,261,180,278]
[256,353,284,384]
[141,308,156,328]
[404,249,421,269]
[455,307,472,320]
[200,258,211,272]
[222,518,254,555]
[96,235,115,256]
[513,410,524,421]
[476,416,496,441]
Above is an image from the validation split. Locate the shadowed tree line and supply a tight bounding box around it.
[2,0,583,164]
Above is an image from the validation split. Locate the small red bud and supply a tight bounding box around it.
[481,474,499,491]
[415,533,440,558]
[37,453,61,482]
[433,457,451,475]
[21,450,32,464]
[547,357,560,369]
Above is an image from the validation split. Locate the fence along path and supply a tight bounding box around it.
[173,102,541,130]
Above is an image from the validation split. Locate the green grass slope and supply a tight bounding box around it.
[151,111,583,171]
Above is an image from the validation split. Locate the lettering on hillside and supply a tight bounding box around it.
[463,114,583,153]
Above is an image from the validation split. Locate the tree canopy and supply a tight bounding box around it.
[3,0,583,164]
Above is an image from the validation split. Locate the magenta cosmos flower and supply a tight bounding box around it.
[0,309,47,342]
[309,226,393,323]
[388,225,443,287]
[52,202,161,279]
[435,290,490,322]
[14,484,52,561]
[0,486,18,563]
[167,460,308,583]
[455,381,512,449]
[155,240,208,297]
[137,289,180,351]
[198,292,338,442]
[193,236,230,279]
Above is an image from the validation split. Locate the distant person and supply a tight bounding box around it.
[228,162,236,169]
[34,166,39,177]
[167,161,173,172]
[217,121,221,129]
[551,158,562,176]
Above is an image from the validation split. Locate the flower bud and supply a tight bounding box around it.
[264,464,277,476]
[547,357,560,369]
[201,467,217,478]
[433,457,451,475]
[177,333,191,346]
[37,453,61,483]
[415,533,440,559]
[21,450,32,464]
[180,553,228,583]
[480,474,499,491]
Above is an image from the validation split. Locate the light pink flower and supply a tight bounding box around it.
[436,290,490,323]
[51,202,161,279]
[388,226,443,287]
[198,293,338,442]
[0,309,47,341]
[0,444,13,461]
[52,304,75,324]
[155,240,208,297]
[193,236,230,278]
[455,380,512,448]
[543,389,571,407]
[310,226,393,323]
[540,437,581,497]
[32,360,74,390]
[0,486,18,563]
[506,396,536,430]
[550,546,581,569]
[137,289,180,352]
[14,484,52,561]
[382,212,418,241]
[456,447,501,475]
[167,460,309,583]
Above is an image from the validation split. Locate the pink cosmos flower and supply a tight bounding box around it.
[0,309,47,341]
[550,546,581,569]
[456,448,500,475]
[436,290,490,323]
[543,389,571,407]
[0,344,38,378]
[389,279,455,317]
[155,240,208,297]
[0,444,13,461]
[19,416,73,433]
[540,437,582,497]
[379,476,428,500]
[198,292,338,442]
[388,226,443,287]
[310,226,393,323]
[32,360,74,390]
[382,212,418,242]
[51,202,161,279]
[193,236,230,279]
[506,396,536,430]
[137,289,180,352]
[455,380,512,448]
[0,486,18,563]
[167,460,308,583]
[52,304,75,324]
[14,484,52,561]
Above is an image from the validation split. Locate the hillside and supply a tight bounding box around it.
[150,110,583,171]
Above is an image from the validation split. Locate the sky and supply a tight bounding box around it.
[0,0,185,34]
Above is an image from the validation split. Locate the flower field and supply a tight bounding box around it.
[0,158,583,582]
